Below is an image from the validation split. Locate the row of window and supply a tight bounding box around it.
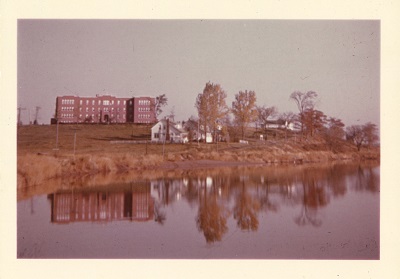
[61,110,150,119]
[138,107,151,112]
[80,107,126,112]
[61,106,127,112]
[61,112,128,119]
[138,114,152,119]
[138,100,151,106]
[78,99,127,106]
[61,98,152,107]
[61,113,74,118]
[61,107,74,111]
[80,114,126,119]
[61,99,75,105]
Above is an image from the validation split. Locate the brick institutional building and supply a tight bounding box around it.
[54,95,157,124]
[47,186,155,223]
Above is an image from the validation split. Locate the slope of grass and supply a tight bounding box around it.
[17,124,380,188]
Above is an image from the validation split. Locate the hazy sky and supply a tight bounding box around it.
[18,20,380,127]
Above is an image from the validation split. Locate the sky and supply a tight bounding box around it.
[17,20,380,128]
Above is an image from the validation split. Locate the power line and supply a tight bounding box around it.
[17,107,26,125]
[34,106,41,125]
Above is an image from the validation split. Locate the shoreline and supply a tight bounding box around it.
[16,154,380,202]
[16,123,380,189]
[17,147,380,190]
[159,159,268,170]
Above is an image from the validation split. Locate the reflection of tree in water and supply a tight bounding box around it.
[184,178,200,207]
[294,175,328,227]
[256,178,278,214]
[355,165,380,192]
[295,204,322,227]
[154,202,166,225]
[152,179,185,225]
[196,181,229,243]
[327,164,348,197]
[233,182,261,231]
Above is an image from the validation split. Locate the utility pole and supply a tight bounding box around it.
[17,107,26,126]
[71,127,79,156]
[55,118,59,150]
[34,106,41,125]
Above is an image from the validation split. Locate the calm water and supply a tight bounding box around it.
[17,162,379,259]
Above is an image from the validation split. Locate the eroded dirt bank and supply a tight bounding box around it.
[17,145,380,191]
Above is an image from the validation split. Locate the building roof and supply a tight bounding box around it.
[152,119,186,134]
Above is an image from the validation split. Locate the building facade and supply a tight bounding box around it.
[126,96,157,124]
[54,95,156,124]
[48,187,155,223]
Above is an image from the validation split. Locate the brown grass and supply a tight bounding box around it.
[17,124,380,189]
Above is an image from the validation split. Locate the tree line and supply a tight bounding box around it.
[191,81,379,150]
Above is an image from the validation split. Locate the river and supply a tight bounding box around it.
[17,162,379,259]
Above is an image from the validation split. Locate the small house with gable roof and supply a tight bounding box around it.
[151,118,188,143]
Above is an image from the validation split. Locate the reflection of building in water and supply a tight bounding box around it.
[151,179,188,205]
[48,186,154,224]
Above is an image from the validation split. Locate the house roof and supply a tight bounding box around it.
[266,119,285,125]
[152,119,186,134]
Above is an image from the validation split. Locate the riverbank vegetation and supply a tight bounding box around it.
[17,123,379,189]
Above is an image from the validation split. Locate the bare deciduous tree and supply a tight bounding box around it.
[346,122,379,151]
[231,90,258,140]
[346,125,365,151]
[153,94,168,119]
[167,106,176,122]
[363,122,379,148]
[290,90,318,113]
[290,91,318,135]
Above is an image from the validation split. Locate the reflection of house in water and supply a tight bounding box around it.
[47,185,154,224]
[151,179,188,205]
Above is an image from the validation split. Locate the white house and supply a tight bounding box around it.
[182,119,215,143]
[266,119,295,131]
[151,119,188,143]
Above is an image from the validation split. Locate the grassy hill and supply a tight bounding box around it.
[17,123,154,155]
[17,123,380,189]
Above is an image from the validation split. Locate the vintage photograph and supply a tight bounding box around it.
[17,20,380,259]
